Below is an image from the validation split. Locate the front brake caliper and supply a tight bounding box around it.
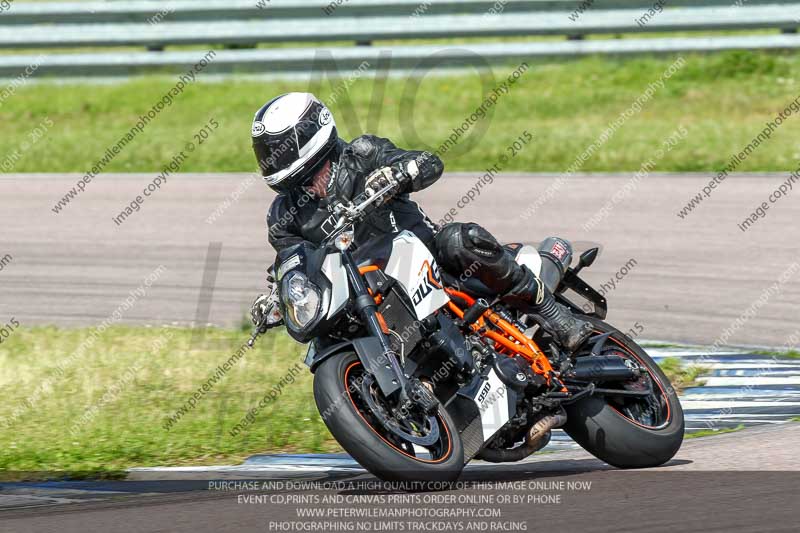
[404,378,439,416]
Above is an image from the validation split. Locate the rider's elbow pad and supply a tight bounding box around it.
[411,152,444,191]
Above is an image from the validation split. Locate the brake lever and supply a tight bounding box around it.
[354,183,396,215]
[335,183,396,219]
[247,321,268,347]
[323,184,393,242]
[248,309,282,347]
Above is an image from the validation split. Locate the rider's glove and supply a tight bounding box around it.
[251,284,282,328]
[364,164,412,205]
[251,291,282,328]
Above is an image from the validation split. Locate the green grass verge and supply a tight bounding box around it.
[657,357,708,392]
[0,326,339,477]
[4,50,800,173]
[0,325,773,477]
[685,424,745,439]
[750,349,800,359]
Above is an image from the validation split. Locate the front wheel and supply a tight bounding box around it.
[562,317,684,468]
[313,352,464,482]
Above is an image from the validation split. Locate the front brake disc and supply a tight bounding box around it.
[359,375,440,447]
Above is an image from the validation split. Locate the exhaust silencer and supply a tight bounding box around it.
[565,355,639,382]
[477,409,567,463]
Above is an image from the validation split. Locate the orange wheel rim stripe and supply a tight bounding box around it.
[343,361,453,464]
[600,332,673,429]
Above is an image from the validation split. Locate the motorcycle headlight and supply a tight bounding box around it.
[281,272,322,330]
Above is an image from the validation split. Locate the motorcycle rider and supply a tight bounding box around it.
[251,92,592,351]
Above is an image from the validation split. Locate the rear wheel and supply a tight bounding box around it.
[562,317,684,468]
[313,352,464,482]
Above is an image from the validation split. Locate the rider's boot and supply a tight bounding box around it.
[503,267,593,353]
[433,222,593,352]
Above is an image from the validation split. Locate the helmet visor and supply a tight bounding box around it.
[254,131,300,177]
[257,127,337,192]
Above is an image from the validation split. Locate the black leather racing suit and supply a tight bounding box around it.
[267,134,540,305]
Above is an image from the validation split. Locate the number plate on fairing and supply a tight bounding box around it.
[474,369,512,439]
[384,231,450,320]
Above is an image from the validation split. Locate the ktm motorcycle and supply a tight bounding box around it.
[250,184,684,481]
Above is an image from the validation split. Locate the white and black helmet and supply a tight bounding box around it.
[251,92,338,193]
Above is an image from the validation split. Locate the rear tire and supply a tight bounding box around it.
[562,317,684,468]
[314,351,464,482]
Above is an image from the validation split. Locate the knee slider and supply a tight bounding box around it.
[463,223,503,259]
[434,223,466,271]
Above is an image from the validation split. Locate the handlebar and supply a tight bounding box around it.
[324,183,397,244]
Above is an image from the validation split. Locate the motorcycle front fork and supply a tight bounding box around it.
[340,248,410,401]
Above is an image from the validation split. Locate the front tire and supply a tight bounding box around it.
[314,352,464,482]
[562,317,684,468]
